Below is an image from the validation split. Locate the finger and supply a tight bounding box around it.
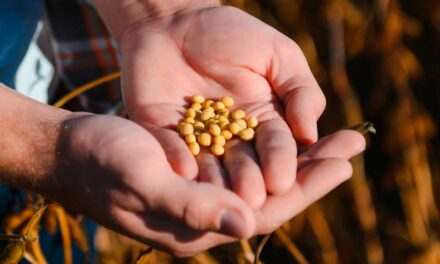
[298,130,366,166]
[284,86,326,146]
[268,38,326,146]
[256,158,352,234]
[146,170,256,239]
[147,126,198,180]
[255,129,365,233]
[196,150,230,189]
[223,139,266,209]
[255,118,297,195]
[112,209,236,257]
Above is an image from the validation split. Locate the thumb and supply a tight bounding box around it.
[149,173,256,239]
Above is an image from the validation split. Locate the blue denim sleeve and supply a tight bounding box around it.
[0,0,43,88]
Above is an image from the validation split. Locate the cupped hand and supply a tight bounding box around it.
[120,6,326,208]
[47,113,257,256]
[47,110,364,256]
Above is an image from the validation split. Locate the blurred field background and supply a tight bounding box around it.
[2,0,440,263]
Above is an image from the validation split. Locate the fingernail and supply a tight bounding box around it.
[219,210,247,238]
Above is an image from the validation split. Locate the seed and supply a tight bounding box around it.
[198,132,212,147]
[205,118,217,128]
[185,108,196,118]
[179,95,259,156]
[185,134,196,144]
[218,115,229,123]
[184,117,195,124]
[211,144,225,156]
[192,95,205,104]
[188,142,201,155]
[239,128,255,141]
[181,123,194,136]
[232,109,246,120]
[219,109,230,118]
[202,99,214,108]
[235,119,247,129]
[193,121,205,130]
[201,110,215,121]
[177,122,186,133]
[213,135,226,146]
[204,106,215,113]
[229,122,242,135]
[213,102,225,111]
[221,130,233,140]
[220,121,229,130]
[209,124,221,136]
[247,116,258,128]
[221,96,234,107]
[191,103,202,111]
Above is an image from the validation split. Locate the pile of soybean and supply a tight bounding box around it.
[177,95,258,156]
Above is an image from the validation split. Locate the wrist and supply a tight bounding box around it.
[0,84,71,196]
[94,0,221,44]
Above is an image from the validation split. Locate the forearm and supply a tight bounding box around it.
[0,84,70,195]
[93,0,221,43]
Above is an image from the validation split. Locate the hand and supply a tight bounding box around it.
[41,112,364,258]
[46,113,257,256]
[51,116,364,256]
[119,5,326,208]
[155,129,363,256]
[0,84,361,257]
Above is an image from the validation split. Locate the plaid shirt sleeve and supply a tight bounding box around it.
[45,0,121,113]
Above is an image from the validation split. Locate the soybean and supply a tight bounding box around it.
[178,95,259,156]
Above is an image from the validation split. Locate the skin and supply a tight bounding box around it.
[0,84,364,256]
[0,0,365,257]
[108,3,327,209]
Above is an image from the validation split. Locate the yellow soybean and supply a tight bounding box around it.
[191,103,202,111]
[192,95,205,104]
[220,121,229,130]
[204,106,215,112]
[177,122,186,133]
[185,134,196,144]
[219,109,230,118]
[221,130,233,140]
[198,132,212,147]
[221,96,234,107]
[209,124,221,136]
[232,109,246,120]
[181,123,194,136]
[201,111,215,121]
[218,115,229,123]
[247,116,258,128]
[188,142,201,155]
[211,144,225,156]
[213,135,226,146]
[180,95,259,156]
[205,118,217,128]
[239,128,255,141]
[202,100,214,108]
[185,108,196,118]
[229,122,242,135]
[213,102,226,111]
[184,117,195,124]
[235,119,247,129]
[193,121,205,130]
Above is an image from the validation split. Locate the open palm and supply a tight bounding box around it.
[120,6,326,208]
